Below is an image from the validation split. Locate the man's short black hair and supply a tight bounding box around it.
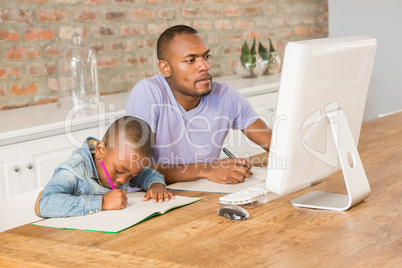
[103,116,153,157]
[157,25,198,61]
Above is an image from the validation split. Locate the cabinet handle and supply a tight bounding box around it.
[26,163,33,169]
[12,166,20,172]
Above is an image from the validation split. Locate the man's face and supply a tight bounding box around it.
[97,146,150,189]
[163,33,212,98]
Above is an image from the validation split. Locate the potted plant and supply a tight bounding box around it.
[259,38,281,75]
[239,38,263,78]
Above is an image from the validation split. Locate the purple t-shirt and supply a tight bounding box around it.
[126,75,258,164]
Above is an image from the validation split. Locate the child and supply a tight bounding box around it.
[35,116,174,218]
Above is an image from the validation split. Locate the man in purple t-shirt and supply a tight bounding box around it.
[126,25,272,184]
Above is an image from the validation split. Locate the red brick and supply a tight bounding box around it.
[132,8,155,20]
[11,83,38,96]
[84,0,102,4]
[44,45,63,57]
[226,34,242,41]
[1,103,29,111]
[137,39,156,49]
[97,57,118,69]
[224,7,240,17]
[12,68,21,78]
[0,30,19,42]
[279,28,292,38]
[92,26,116,37]
[6,47,40,60]
[124,55,148,66]
[73,11,97,22]
[89,43,105,53]
[109,41,134,51]
[243,7,260,15]
[121,25,146,35]
[286,17,301,25]
[0,68,9,79]
[0,89,5,97]
[36,9,69,22]
[105,11,129,21]
[310,26,323,35]
[193,21,213,31]
[114,0,136,3]
[59,26,87,40]
[27,63,56,76]
[158,9,176,20]
[204,7,222,17]
[23,28,55,41]
[262,5,276,15]
[182,8,200,18]
[147,23,168,35]
[207,34,224,44]
[235,20,253,29]
[214,20,232,30]
[244,31,260,40]
[294,26,308,35]
[0,9,32,23]
[19,0,46,2]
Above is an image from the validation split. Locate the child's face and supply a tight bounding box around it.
[96,145,150,189]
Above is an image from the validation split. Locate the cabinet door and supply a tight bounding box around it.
[19,128,98,192]
[0,144,22,198]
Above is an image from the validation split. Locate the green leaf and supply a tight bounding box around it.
[241,40,251,68]
[268,38,276,53]
[258,42,270,60]
[250,38,257,55]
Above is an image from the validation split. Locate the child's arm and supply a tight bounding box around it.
[38,168,104,218]
[130,167,174,202]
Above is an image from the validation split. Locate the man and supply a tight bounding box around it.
[126,25,272,184]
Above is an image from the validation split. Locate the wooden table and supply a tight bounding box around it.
[1,112,402,267]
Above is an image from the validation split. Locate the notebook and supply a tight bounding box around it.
[166,167,267,193]
[32,192,201,234]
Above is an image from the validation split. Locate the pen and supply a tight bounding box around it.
[100,160,115,190]
[222,147,253,175]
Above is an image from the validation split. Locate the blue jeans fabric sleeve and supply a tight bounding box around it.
[130,167,166,190]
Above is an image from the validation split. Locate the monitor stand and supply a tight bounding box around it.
[291,110,371,211]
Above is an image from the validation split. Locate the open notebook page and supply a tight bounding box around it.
[33,193,201,234]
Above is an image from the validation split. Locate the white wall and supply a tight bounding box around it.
[328,0,402,121]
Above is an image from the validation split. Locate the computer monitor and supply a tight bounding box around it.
[265,36,377,211]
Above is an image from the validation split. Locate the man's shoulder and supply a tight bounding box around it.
[135,75,168,90]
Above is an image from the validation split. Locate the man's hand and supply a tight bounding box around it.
[205,157,253,184]
[143,183,175,203]
[102,189,128,210]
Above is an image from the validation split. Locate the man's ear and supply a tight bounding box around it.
[158,60,171,78]
[95,140,106,160]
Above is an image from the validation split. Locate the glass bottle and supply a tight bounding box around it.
[57,33,99,110]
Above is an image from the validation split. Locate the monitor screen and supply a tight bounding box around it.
[265,36,376,210]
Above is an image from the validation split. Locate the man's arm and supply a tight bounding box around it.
[151,157,252,185]
[241,118,272,152]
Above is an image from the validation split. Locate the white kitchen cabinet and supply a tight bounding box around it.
[0,144,21,199]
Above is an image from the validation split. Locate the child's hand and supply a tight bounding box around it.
[143,183,175,203]
[102,189,128,210]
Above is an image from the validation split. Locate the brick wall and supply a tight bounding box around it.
[0,0,328,111]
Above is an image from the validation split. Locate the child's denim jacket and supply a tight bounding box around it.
[38,137,165,218]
